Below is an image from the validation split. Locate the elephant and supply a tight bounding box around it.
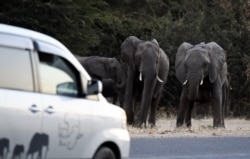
[121,36,170,127]
[77,56,127,106]
[175,42,228,128]
[101,78,125,107]
[26,133,49,159]
[0,138,9,159]
[12,144,24,159]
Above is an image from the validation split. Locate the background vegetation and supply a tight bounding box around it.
[1,0,249,118]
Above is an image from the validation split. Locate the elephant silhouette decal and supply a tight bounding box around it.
[58,113,83,150]
[0,138,9,159]
[26,133,49,159]
[12,144,24,159]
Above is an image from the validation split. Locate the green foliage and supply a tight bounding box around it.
[0,0,249,117]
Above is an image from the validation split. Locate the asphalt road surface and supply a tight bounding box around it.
[130,136,250,159]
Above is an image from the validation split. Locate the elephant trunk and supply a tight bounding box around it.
[116,63,127,90]
[188,81,199,101]
[187,73,201,101]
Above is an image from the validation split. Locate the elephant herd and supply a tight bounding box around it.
[77,36,229,129]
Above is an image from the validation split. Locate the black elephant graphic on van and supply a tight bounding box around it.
[0,138,9,159]
[12,144,24,159]
[26,133,49,159]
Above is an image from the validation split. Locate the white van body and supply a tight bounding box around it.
[0,24,130,159]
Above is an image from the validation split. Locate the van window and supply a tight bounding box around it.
[0,46,34,91]
[38,52,80,97]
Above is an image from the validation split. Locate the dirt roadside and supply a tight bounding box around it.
[128,117,250,137]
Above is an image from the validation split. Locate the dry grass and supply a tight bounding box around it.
[128,116,250,138]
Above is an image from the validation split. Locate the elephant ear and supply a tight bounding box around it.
[107,58,117,78]
[151,39,159,46]
[206,42,226,83]
[175,42,193,84]
[151,39,160,56]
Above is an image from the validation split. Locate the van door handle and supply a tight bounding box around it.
[29,104,40,113]
[45,106,54,114]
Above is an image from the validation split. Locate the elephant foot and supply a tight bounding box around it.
[133,120,146,128]
[185,121,192,128]
[127,118,134,125]
[176,117,185,128]
[176,121,184,128]
[148,118,156,128]
[213,119,225,128]
[148,122,155,128]
[126,112,134,125]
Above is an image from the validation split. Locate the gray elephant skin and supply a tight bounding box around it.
[175,42,228,128]
[121,36,169,127]
[101,78,126,107]
[77,56,126,105]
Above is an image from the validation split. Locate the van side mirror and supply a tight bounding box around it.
[87,79,102,95]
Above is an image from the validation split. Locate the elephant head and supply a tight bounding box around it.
[135,39,164,83]
[175,42,226,100]
[77,56,126,90]
[107,58,126,89]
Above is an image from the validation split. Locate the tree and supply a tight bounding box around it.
[0,0,249,117]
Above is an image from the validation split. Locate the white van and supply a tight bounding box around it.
[0,24,130,159]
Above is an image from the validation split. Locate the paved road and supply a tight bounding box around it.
[130,136,250,159]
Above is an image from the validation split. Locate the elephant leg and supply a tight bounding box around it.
[212,82,223,128]
[221,83,227,127]
[192,103,197,119]
[112,96,118,105]
[119,94,124,108]
[38,150,42,159]
[133,92,139,116]
[185,101,194,128]
[148,93,161,127]
[124,70,135,124]
[176,89,189,127]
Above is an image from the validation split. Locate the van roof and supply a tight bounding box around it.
[0,23,91,80]
[0,23,70,54]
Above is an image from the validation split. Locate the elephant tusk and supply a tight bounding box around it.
[139,73,142,81]
[200,79,203,85]
[157,76,163,83]
[183,80,187,85]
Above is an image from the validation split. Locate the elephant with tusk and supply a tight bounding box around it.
[175,42,229,128]
[121,36,169,128]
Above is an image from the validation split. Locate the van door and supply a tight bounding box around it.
[37,52,94,158]
[0,45,42,159]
